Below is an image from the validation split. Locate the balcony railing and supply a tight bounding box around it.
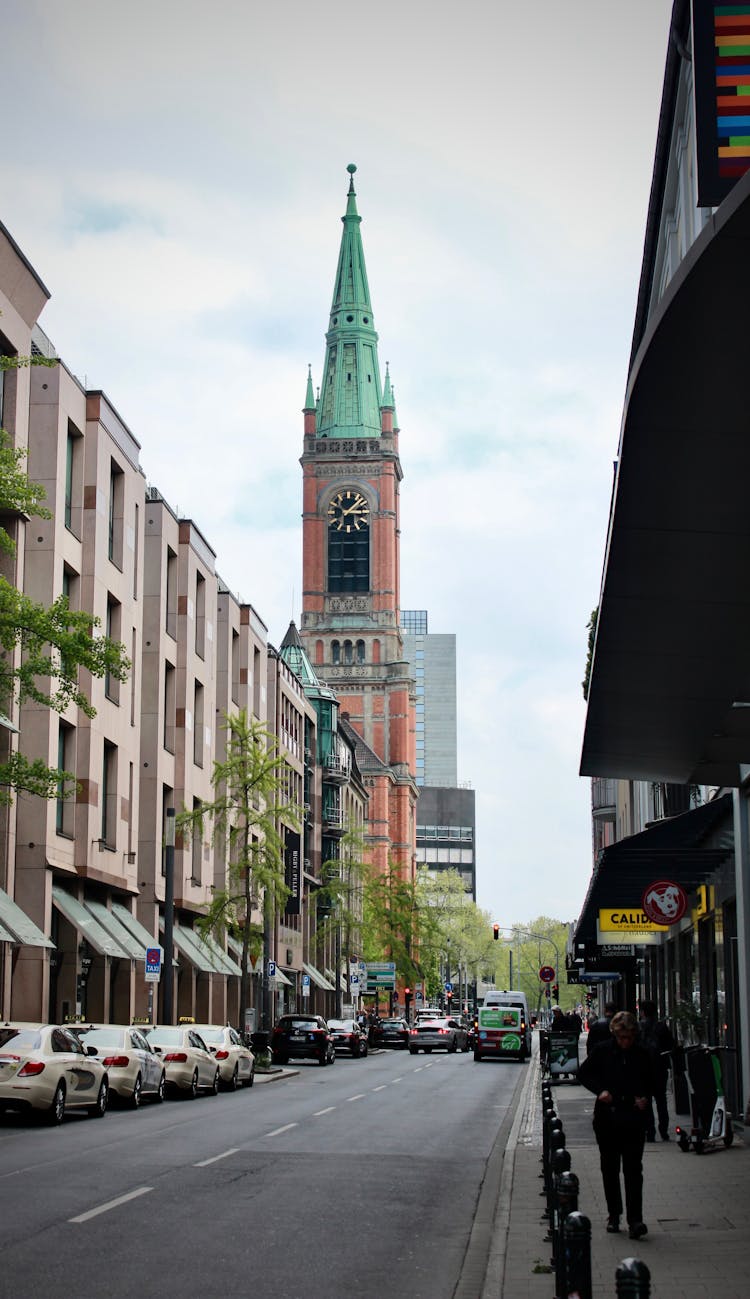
[591,777,617,815]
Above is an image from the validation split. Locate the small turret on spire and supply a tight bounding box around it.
[303,364,317,436]
[381,362,394,434]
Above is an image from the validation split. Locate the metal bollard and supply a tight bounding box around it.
[545,1153,569,1241]
[541,1105,558,1194]
[615,1258,651,1298]
[553,1171,579,1291]
[544,1128,566,1215]
[559,1211,592,1299]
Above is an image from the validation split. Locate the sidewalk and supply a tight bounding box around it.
[497,1042,749,1298]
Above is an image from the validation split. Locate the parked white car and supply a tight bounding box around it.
[71,1024,166,1107]
[145,1025,219,1098]
[192,1025,255,1090]
[0,1023,109,1124]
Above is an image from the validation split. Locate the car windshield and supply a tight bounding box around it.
[328,1021,353,1030]
[77,1027,125,1049]
[194,1028,223,1043]
[280,1018,319,1031]
[382,1020,404,1027]
[0,1028,42,1050]
[147,1027,184,1045]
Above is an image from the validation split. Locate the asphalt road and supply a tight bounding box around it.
[0,1045,527,1299]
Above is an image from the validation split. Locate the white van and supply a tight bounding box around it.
[481,990,532,1057]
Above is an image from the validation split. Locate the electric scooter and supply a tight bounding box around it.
[675,1044,735,1154]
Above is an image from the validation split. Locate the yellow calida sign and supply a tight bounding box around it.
[598,909,669,933]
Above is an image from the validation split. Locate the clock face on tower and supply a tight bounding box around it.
[327,489,370,532]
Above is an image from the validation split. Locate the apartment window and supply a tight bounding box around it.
[331,640,340,665]
[65,423,83,537]
[231,629,240,704]
[165,545,177,639]
[105,596,121,703]
[108,459,124,567]
[343,640,353,665]
[194,680,204,767]
[56,721,75,837]
[191,798,203,883]
[61,564,79,611]
[163,661,176,752]
[101,740,118,848]
[356,639,365,663]
[195,570,206,658]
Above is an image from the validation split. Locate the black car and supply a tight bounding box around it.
[378,1017,410,1049]
[271,1015,336,1067]
[327,1018,368,1057]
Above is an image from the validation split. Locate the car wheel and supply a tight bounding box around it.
[424,1047,432,1054]
[449,1038,458,1053]
[89,1080,108,1118]
[229,1066,239,1092]
[211,1069,220,1095]
[319,1050,328,1066]
[47,1080,66,1125]
[245,1064,255,1088]
[130,1073,142,1110]
[361,1042,368,1058]
[409,1047,418,1054]
[473,1051,483,1062]
[328,1045,336,1064]
[187,1070,199,1099]
[157,1072,166,1103]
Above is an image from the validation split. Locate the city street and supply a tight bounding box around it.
[0,1047,527,1299]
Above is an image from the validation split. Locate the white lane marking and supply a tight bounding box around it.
[346,1093,366,1102]
[69,1186,153,1224]
[392,1077,403,1083]
[413,1067,423,1072]
[313,1106,336,1116]
[372,1085,387,1092]
[265,1123,298,1137]
[423,1061,433,1068]
[194,1148,240,1167]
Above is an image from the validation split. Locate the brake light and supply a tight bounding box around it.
[439,1028,449,1035]
[18,1060,45,1077]
[215,1050,229,1060]
[102,1055,129,1068]
[163,1052,188,1063]
[410,1029,417,1036]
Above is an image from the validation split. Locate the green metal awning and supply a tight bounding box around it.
[84,899,146,961]
[171,922,229,975]
[52,887,130,959]
[0,887,54,948]
[112,903,177,967]
[199,931,241,977]
[302,961,335,991]
[272,966,293,987]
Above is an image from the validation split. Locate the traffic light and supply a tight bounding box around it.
[551,983,560,1001]
[493,923,500,941]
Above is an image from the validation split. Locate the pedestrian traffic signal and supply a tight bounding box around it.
[551,983,559,1001]
[493,923,500,940]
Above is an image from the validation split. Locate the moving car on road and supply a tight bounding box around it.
[145,1024,219,1097]
[379,1018,410,1049]
[408,1017,470,1054]
[327,1018,368,1057]
[0,1023,109,1124]
[72,1024,166,1107]
[271,1015,336,1067]
[192,1024,255,1089]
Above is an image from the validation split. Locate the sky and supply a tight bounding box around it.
[2,0,674,930]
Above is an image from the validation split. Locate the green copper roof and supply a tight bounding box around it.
[279,621,338,702]
[317,165,384,438]
[304,364,315,412]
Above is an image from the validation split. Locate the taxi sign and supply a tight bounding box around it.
[145,945,163,982]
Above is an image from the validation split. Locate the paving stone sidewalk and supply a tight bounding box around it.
[499,1045,748,1299]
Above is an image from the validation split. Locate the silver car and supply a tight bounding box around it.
[0,1022,109,1123]
[72,1024,166,1107]
[192,1025,255,1090]
[145,1025,219,1098]
[408,1017,470,1054]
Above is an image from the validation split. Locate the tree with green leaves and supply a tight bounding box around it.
[0,428,130,804]
[362,864,422,1001]
[315,820,367,1016]
[176,710,300,1031]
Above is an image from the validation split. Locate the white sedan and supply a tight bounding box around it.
[145,1025,219,1098]
[72,1024,166,1107]
[192,1025,255,1090]
[0,1023,109,1124]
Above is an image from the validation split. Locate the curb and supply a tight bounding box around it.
[480,1045,540,1299]
[254,1067,300,1084]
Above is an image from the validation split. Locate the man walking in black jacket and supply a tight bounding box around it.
[579,1010,655,1240]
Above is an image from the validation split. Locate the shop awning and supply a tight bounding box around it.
[199,931,241,977]
[85,899,146,961]
[273,966,293,987]
[580,168,750,786]
[170,923,220,974]
[0,886,54,948]
[111,903,178,967]
[52,886,130,959]
[574,793,734,944]
[302,961,335,991]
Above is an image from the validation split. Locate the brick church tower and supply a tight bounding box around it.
[300,165,417,885]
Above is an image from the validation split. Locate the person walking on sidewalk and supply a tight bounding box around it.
[585,1000,616,1055]
[638,999,675,1142]
[578,1010,655,1241]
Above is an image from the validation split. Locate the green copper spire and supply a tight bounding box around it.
[381,362,394,411]
[304,364,315,412]
[317,164,384,438]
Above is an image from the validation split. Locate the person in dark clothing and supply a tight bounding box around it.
[638,999,676,1141]
[585,1000,617,1055]
[578,1010,655,1240]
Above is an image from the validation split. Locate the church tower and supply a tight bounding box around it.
[300,165,417,883]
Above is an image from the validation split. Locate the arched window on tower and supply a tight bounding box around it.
[356,639,365,664]
[331,640,340,665]
[315,639,324,665]
[327,488,370,592]
[343,640,353,665]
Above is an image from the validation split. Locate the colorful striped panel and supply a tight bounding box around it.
[714,4,750,185]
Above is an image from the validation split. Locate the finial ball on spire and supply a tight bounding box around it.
[347,163,357,175]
